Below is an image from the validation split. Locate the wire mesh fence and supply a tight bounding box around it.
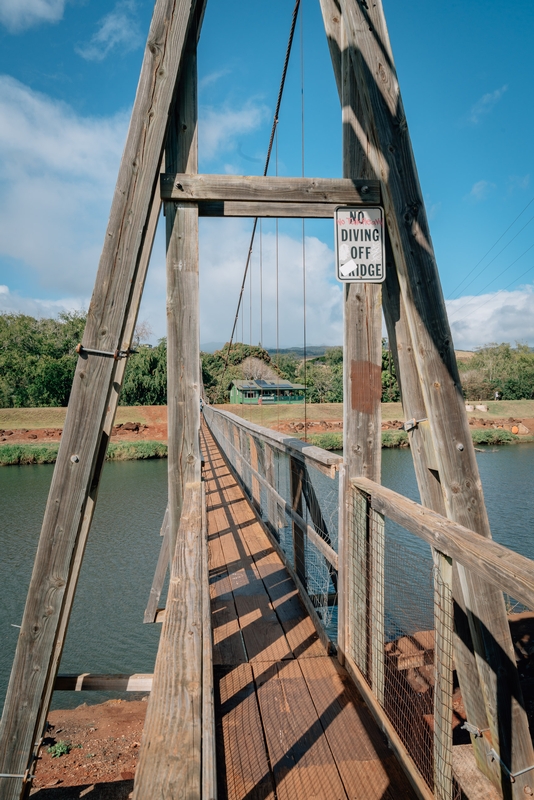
[347,486,456,799]
[203,407,340,639]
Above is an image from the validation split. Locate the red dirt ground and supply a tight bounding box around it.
[30,700,147,799]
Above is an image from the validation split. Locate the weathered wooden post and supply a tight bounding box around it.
[320,0,534,795]
[0,3,202,796]
[165,17,202,563]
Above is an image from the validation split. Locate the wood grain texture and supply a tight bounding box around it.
[162,173,380,203]
[322,0,532,790]
[290,457,306,588]
[166,29,201,562]
[143,511,170,623]
[132,483,203,799]
[54,674,153,692]
[353,477,534,610]
[197,200,351,218]
[0,0,200,792]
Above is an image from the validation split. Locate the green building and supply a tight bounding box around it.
[229,379,306,405]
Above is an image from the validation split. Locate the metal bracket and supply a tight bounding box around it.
[461,721,485,738]
[488,748,534,783]
[0,771,34,782]
[75,344,137,360]
[399,417,427,432]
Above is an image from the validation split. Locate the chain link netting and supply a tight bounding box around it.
[203,407,339,639]
[347,486,457,799]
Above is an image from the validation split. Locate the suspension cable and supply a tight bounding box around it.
[221,0,301,383]
[300,1,307,442]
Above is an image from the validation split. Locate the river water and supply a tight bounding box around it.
[1,444,533,712]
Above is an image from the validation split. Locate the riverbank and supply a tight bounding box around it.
[1,402,533,464]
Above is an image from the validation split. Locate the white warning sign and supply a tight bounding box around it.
[335,206,386,283]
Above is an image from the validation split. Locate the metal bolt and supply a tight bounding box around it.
[456,443,464,451]
[361,185,369,194]
[70,455,80,463]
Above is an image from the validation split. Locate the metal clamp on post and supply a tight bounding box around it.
[75,344,137,360]
[461,721,486,738]
[488,748,534,783]
[0,771,34,782]
[398,417,427,432]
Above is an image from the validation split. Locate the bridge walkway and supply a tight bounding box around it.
[201,424,417,800]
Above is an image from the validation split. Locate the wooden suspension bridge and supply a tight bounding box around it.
[1,1,534,799]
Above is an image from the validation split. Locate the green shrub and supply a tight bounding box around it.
[308,432,343,451]
[106,441,168,461]
[0,444,59,465]
[47,741,71,758]
[471,429,518,445]
[381,430,409,448]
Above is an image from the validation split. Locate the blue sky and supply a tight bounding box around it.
[0,0,534,350]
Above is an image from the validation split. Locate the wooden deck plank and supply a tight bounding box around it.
[299,657,417,799]
[252,660,349,800]
[203,423,418,799]
[215,664,275,800]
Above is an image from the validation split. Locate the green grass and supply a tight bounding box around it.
[106,441,167,461]
[0,406,154,430]
[0,443,60,465]
[0,441,167,466]
[381,430,409,448]
[471,429,519,445]
[307,432,343,450]
[307,430,409,451]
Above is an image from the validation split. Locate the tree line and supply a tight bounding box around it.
[2,312,532,407]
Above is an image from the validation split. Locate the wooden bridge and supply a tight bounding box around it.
[1,1,534,798]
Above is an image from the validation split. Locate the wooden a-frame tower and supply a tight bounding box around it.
[0,1,532,798]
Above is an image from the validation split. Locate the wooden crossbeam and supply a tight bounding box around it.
[353,477,534,610]
[54,674,153,692]
[161,173,380,203]
[197,201,352,218]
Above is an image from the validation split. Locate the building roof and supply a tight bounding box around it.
[231,379,306,391]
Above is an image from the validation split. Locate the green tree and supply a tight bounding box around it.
[121,341,168,405]
[0,311,86,407]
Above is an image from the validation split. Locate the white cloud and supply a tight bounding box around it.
[508,174,530,193]
[469,85,508,124]
[465,180,496,203]
[0,76,128,295]
[447,286,534,350]
[0,0,65,33]
[76,0,143,62]
[199,69,231,90]
[199,101,269,163]
[197,220,342,348]
[0,285,87,318]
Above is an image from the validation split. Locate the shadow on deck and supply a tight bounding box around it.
[202,425,417,800]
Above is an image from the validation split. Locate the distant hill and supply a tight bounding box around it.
[267,345,338,359]
[200,341,226,353]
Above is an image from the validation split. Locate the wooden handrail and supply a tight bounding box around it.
[203,405,342,477]
[352,477,534,609]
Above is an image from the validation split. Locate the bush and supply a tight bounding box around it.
[381,430,409,448]
[106,441,168,460]
[0,444,59,465]
[471,429,518,445]
[308,432,343,451]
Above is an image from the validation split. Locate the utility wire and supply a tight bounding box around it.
[221,0,301,382]
[300,2,307,442]
[448,194,534,300]
[448,238,534,321]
